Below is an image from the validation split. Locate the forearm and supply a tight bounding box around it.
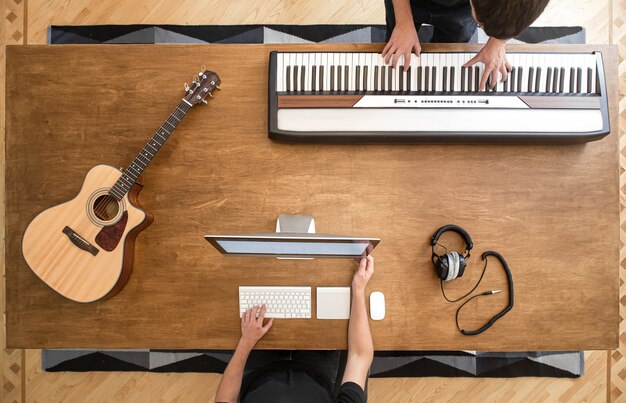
[215,340,253,403]
[391,0,414,26]
[348,289,373,361]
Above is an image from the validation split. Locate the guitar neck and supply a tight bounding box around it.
[109,99,192,200]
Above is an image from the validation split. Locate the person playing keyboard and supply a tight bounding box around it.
[383,0,550,90]
[214,256,376,403]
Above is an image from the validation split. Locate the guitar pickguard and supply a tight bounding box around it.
[95,211,128,251]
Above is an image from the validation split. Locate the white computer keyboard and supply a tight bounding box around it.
[239,286,312,318]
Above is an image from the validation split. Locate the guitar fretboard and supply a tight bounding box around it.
[109,100,192,200]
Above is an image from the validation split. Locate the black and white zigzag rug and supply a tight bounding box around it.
[43,24,585,378]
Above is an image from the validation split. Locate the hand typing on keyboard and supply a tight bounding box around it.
[239,304,273,350]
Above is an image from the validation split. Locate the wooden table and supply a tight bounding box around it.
[5,44,619,350]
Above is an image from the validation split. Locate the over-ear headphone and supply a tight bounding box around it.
[430,224,514,336]
[431,224,474,281]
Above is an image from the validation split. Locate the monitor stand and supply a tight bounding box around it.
[275,214,316,234]
[275,214,316,260]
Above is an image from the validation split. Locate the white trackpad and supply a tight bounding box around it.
[316,287,351,319]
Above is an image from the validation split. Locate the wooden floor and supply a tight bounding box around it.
[1,0,625,401]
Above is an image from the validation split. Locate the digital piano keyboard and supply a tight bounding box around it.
[268,51,610,144]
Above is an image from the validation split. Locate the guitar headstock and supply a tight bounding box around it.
[183,66,221,106]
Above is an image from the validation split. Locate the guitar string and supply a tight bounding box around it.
[91,102,190,221]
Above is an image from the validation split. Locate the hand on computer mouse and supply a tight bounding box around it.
[240,304,273,350]
[352,256,374,292]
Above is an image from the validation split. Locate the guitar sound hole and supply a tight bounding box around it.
[93,194,120,222]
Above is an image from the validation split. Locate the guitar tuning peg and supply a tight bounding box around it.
[208,92,214,97]
[201,64,206,72]
[202,99,208,104]
[193,75,199,84]
[184,83,190,92]
[215,85,221,90]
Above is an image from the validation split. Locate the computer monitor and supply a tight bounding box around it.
[205,214,380,259]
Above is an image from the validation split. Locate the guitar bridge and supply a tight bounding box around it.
[62,226,99,256]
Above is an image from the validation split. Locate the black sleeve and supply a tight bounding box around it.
[337,382,366,403]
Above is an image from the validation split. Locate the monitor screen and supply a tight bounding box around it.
[205,234,379,259]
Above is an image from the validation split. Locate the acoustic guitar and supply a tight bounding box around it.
[22,67,221,303]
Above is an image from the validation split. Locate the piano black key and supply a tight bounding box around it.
[569,67,575,93]
[374,66,379,91]
[587,67,593,93]
[450,67,455,92]
[486,75,491,92]
[468,67,474,91]
[319,66,324,91]
[355,66,360,91]
[293,66,299,91]
[517,67,523,92]
[552,67,559,93]
[559,67,565,93]
[311,65,317,91]
[546,67,553,93]
[424,67,430,91]
[362,66,369,91]
[432,66,437,91]
[442,67,448,92]
[330,66,335,91]
[461,67,466,92]
[528,67,534,93]
[398,67,404,91]
[510,67,516,92]
[300,66,306,91]
[388,67,393,91]
[576,67,582,93]
[381,66,386,91]
[337,66,342,91]
[286,65,291,92]
[474,66,479,92]
[344,66,349,91]
[417,66,422,91]
[535,67,541,93]
[404,67,413,91]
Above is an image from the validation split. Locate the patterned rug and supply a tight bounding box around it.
[42,349,584,378]
[43,24,586,378]
[49,24,586,45]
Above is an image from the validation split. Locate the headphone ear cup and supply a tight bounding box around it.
[437,256,449,280]
[445,253,456,281]
[451,251,460,280]
[457,256,467,278]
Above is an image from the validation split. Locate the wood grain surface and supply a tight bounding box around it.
[4,43,619,351]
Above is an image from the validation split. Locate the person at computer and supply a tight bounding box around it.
[214,256,375,403]
[382,0,550,90]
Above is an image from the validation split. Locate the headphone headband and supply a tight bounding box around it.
[431,224,474,251]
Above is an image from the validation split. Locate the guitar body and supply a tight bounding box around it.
[22,164,153,303]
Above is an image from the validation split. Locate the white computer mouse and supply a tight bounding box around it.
[369,291,385,320]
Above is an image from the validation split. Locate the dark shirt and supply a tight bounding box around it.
[240,361,366,403]
[416,0,469,11]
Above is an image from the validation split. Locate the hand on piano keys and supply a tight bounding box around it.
[382,23,422,71]
[463,37,512,91]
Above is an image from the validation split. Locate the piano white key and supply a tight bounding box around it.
[392,55,400,91]
[537,53,546,93]
[349,53,356,91]
[401,60,408,91]
[304,53,312,91]
[321,53,329,91]
[296,53,304,91]
[410,53,419,91]
[338,53,346,91]
[277,53,284,92]
[590,54,597,94]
